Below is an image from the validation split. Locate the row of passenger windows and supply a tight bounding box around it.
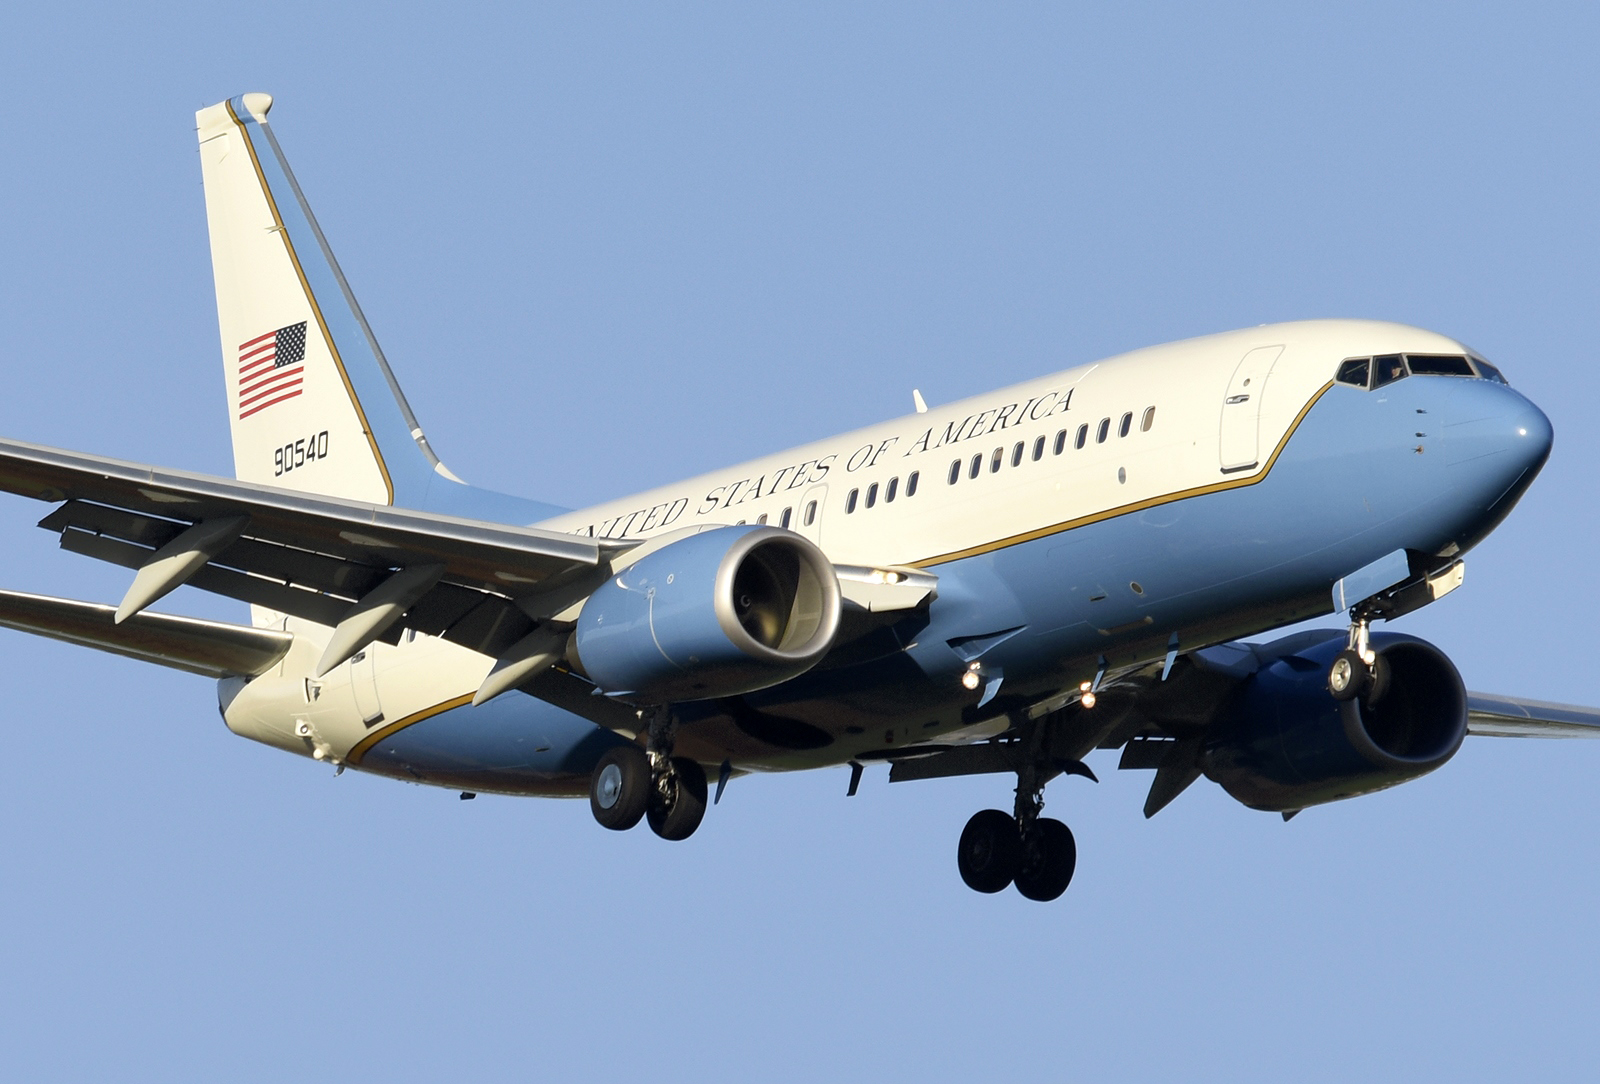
[744,500,819,529]
[948,406,1155,484]
[845,471,919,514]
[1335,353,1507,391]
[772,403,1160,521]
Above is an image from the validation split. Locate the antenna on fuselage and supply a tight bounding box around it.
[912,389,928,414]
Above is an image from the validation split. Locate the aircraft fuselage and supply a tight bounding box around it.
[219,318,1552,794]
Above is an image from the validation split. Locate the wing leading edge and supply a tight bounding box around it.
[1467,693,1600,738]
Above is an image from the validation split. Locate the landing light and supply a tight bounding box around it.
[961,671,981,690]
[1081,691,1097,709]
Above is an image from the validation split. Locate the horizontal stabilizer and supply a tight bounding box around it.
[0,588,291,678]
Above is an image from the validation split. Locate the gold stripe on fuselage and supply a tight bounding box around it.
[912,382,1335,567]
[346,692,475,765]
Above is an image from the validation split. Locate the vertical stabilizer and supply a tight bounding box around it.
[196,93,444,507]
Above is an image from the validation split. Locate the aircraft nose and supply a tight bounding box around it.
[1512,395,1554,468]
[1445,383,1553,489]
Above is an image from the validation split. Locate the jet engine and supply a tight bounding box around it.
[1201,631,1467,812]
[572,525,841,702]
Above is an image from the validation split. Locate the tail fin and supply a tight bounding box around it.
[196,93,540,520]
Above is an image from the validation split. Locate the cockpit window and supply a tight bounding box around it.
[1372,354,1407,388]
[1406,354,1475,377]
[1471,356,1509,384]
[1335,357,1371,388]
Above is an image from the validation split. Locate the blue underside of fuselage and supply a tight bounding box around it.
[356,374,1551,795]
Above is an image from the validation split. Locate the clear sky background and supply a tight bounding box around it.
[2,3,1598,1081]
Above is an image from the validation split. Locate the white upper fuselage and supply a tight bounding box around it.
[539,319,1471,568]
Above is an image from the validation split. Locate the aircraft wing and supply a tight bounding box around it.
[0,437,619,663]
[0,588,291,678]
[1466,693,1600,738]
[885,636,1600,818]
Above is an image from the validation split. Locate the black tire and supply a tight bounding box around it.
[1328,649,1370,701]
[957,809,1021,894]
[1014,818,1077,902]
[590,745,651,831]
[1365,651,1392,705]
[647,757,708,841]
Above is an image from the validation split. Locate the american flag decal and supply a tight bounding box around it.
[237,321,308,419]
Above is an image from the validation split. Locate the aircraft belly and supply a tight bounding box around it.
[353,693,628,796]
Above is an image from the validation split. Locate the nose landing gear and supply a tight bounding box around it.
[1328,607,1390,703]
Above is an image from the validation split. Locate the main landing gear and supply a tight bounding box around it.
[956,718,1088,902]
[958,808,1077,901]
[1328,608,1390,703]
[588,709,708,841]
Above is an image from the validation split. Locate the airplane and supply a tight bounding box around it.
[1,91,1595,903]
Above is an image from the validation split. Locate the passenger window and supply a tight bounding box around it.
[1406,354,1475,377]
[1096,418,1110,443]
[907,471,919,496]
[1075,424,1088,449]
[885,477,898,503]
[1118,412,1132,438]
[1141,406,1155,432]
[1372,354,1407,388]
[969,453,982,479]
[1033,436,1045,461]
[804,500,817,526]
[1054,429,1067,455]
[779,507,792,529]
[990,447,1003,473]
[846,489,858,513]
[1335,357,1370,388]
[1471,357,1509,384]
[756,513,768,524]
[948,459,961,485]
[866,483,878,508]
[1011,442,1025,467]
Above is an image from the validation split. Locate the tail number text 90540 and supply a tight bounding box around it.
[275,430,329,477]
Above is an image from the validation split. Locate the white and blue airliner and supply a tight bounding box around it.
[0,93,1591,901]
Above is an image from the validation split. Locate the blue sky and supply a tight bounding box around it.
[2,3,1599,1080]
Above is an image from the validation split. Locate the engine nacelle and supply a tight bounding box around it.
[1201,631,1467,812]
[573,525,841,702]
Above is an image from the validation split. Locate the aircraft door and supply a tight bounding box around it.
[797,484,827,544]
[350,647,384,726]
[1218,345,1284,472]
